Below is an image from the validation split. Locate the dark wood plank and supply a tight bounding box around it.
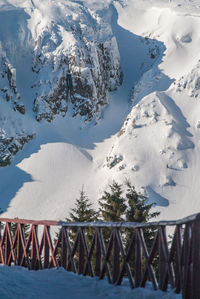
[95,229,101,277]
[112,229,120,284]
[181,223,192,299]
[135,233,142,287]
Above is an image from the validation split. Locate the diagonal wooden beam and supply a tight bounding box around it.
[137,228,158,290]
[20,225,33,269]
[31,225,42,270]
[45,226,58,268]
[7,224,19,266]
[5,222,16,265]
[49,232,61,269]
[43,226,50,269]
[98,228,112,283]
[63,228,77,273]
[115,229,134,288]
[80,228,95,277]
[168,225,182,293]
[140,230,159,288]
[18,224,30,267]
[159,226,175,290]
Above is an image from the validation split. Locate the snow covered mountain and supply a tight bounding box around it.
[1,0,200,221]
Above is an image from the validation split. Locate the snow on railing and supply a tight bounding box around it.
[0,213,199,299]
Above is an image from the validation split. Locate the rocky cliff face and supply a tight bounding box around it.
[0,44,33,166]
[31,3,122,122]
[0,1,122,165]
[0,46,25,115]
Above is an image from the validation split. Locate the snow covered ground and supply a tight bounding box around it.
[0,0,200,222]
[0,266,181,299]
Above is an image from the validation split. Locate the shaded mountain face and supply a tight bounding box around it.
[31,2,122,122]
[0,0,122,165]
[0,44,33,166]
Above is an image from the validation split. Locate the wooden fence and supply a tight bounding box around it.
[0,214,200,298]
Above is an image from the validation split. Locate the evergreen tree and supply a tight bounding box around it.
[66,188,97,258]
[124,180,160,275]
[67,187,97,223]
[125,180,160,247]
[98,181,126,222]
[98,181,127,246]
[125,180,159,223]
[55,187,97,265]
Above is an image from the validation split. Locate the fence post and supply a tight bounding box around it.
[61,227,67,269]
[78,228,85,274]
[17,224,23,266]
[5,222,11,265]
[95,229,101,277]
[44,225,50,269]
[135,233,142,287]
[112,228,120,284]
[191,214,200,299]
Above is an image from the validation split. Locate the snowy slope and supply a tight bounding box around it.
[1,0,200,221]
[104,0,200,220]
[0,266,181,299]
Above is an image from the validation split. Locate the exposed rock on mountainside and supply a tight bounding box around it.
[0,1,122,165]
[0,131,34,167]
[0,45,32,166]
[0,48,25,115]
[32,4,122,122]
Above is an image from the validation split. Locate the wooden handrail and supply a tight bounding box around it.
[0,218,59,226]
[0,212,198,227]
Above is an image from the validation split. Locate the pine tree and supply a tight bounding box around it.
[98,181,127,246]
[125,180,159,223]
[124,180,160,275]
[125,180,160,246]
[98,181,126,222]
[67,187,97,223]
[55,187,97,265]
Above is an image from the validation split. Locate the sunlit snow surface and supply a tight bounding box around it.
[0,0,200,221]
[0,266,181,299]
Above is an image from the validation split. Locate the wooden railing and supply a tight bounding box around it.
[0,214,200,298]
